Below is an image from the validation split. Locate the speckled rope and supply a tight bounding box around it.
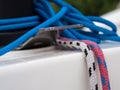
[56,37,110,90]
[56,37,98,90]
[82,40,110,90]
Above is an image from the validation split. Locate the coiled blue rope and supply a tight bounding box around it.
[0,0,119,56]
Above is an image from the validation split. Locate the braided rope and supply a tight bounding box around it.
[56,37,98,90]
[82,40,110,90]
[56,37,110,90]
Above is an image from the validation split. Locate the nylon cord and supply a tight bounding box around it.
[0,0,116,89]
[56,37,110,90]
[0,0,119,56]
[56,37,98,90]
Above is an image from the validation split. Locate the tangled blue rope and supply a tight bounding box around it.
[0,0,119,56]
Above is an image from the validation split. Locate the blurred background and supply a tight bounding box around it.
[54,0,120,15]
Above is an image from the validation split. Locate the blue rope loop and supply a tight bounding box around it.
[0,0,119,55]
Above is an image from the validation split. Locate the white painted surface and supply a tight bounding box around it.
[0,42,120,90]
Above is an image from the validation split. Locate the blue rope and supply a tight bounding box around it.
[0,16,40,25]
[0,6,67,55]
[0,0,119,55]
